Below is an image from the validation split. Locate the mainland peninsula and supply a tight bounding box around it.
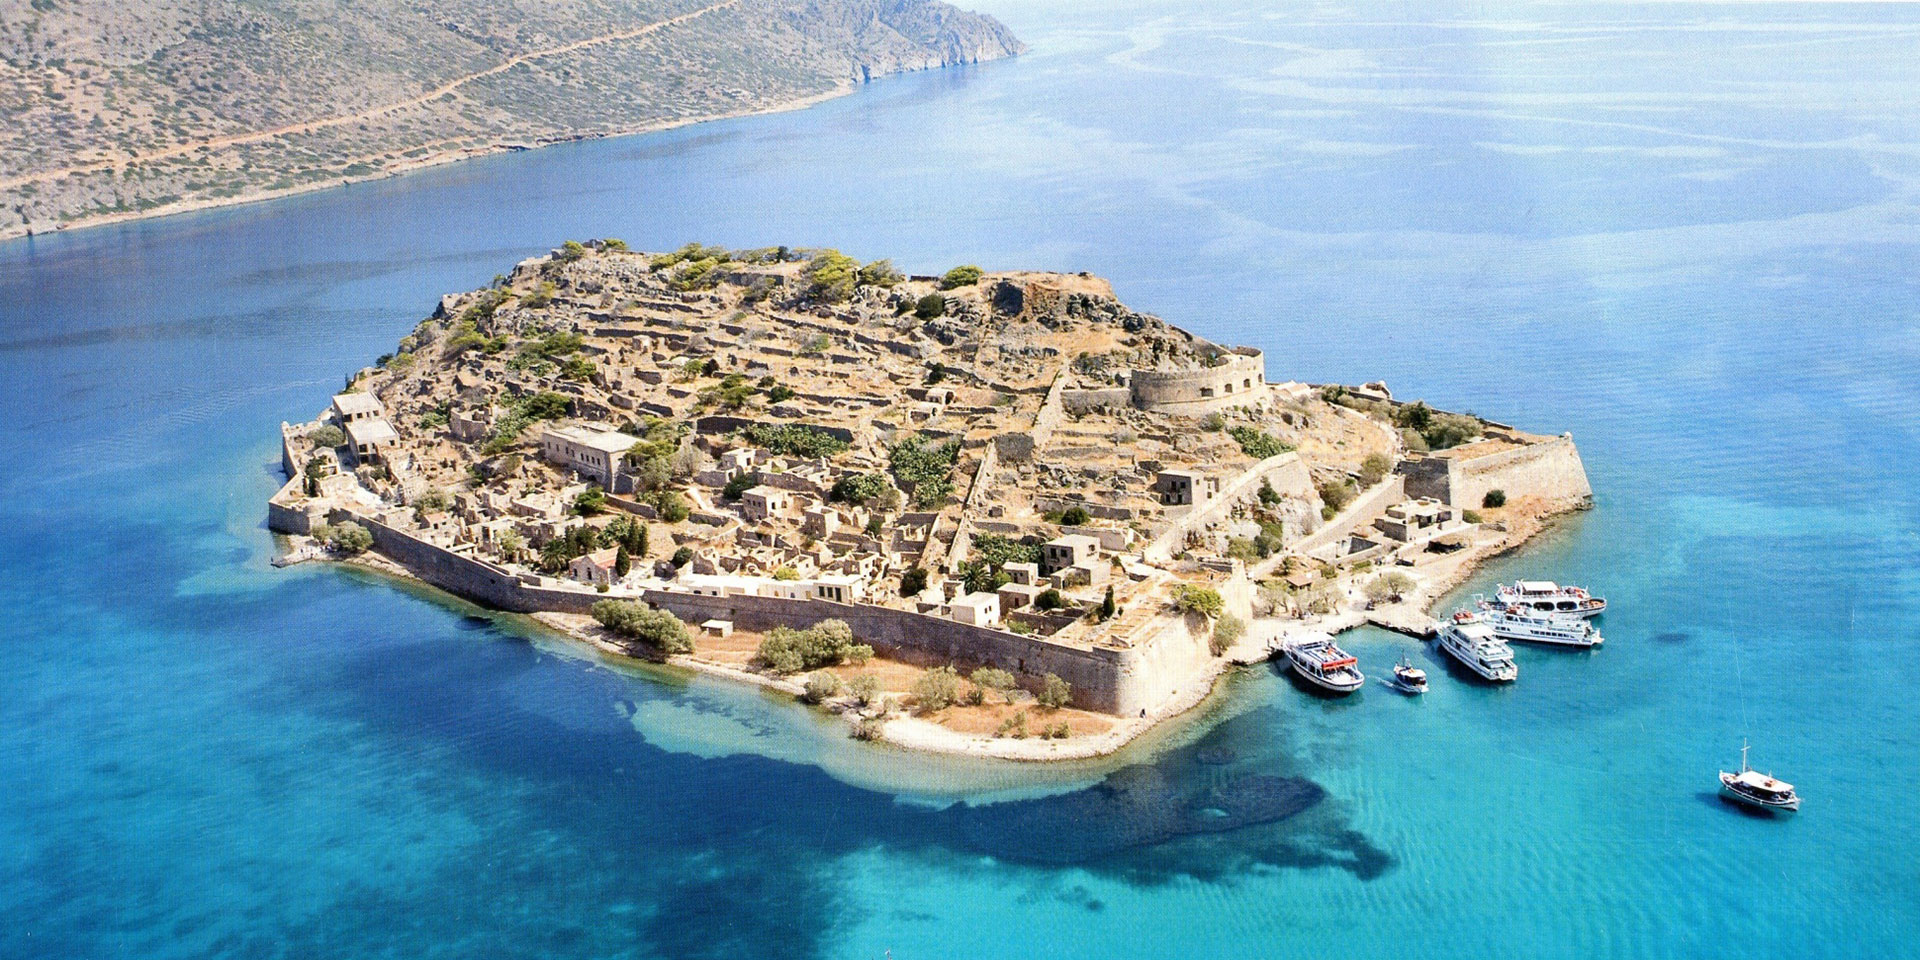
[268,242,1593,760]
[0,0,1020,240]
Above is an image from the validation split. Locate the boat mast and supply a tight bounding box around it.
[1740,739,1751,774]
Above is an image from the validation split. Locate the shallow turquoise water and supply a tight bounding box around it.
[4,1,1919,957]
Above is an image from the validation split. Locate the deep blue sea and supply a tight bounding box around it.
[4,1,1918,956]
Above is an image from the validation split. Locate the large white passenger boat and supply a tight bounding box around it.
[1474,599,1604,647]
[1284,637,1366,694]
[1435,610,1518,682]
[1495,580,1606,619]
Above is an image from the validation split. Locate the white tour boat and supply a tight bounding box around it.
[1495,580,1606,619]
[1435,610,1518,682]
[1719,741,1800,812]
[1474,599,1604,647]
[1285,637,1366,694]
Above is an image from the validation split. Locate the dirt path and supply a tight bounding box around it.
[0,0,741,191]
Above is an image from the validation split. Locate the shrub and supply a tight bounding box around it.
[1172,584,1225,619]
[829,473,888,505]
[654,491,690,523]
[1211,614,1246,655]
[1034,588,1065,611]
[1047,722,1071,740]
[851,718,886,741]
[1059,505,1091,526]
[1201,412,1226,432]
[1462,509,1483,524]
[1258,478,1281,506]
[888,434,961,507]
[670,546,694,568]
[803,249,860,302]
[940,264,983,289]
[1036,673,1072,710]
[848,674,881,706]
[911,666,964,713]
[1318,479,1355,514]
[899,567,929,597]
[995,710,1029,739]
[308,424,345,447]
[801,672,843,704]
[970,667,1018,704]
[756,620,860,674]
[744,423,849,459]
[1359,452,1393,486]
[591,600,692,654]
[1226,537,1260,562]
[1228,426,1292,459]
[914,293,946,320]
[1099,585,1117,620]
[1482,489,1507,508]
[574,486,606,515]
[846,644,873,665]
[859,259,903,288]
[324,521,373,555]
[722,471,760,501]
[772,566,799,581]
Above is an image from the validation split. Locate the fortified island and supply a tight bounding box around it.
[268,241,1592,759]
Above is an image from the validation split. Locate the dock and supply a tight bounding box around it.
[1365,608,1437,638]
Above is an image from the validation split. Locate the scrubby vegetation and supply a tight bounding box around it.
[591,600,693,654]
[755,619,871,674]
[888,434,961,508]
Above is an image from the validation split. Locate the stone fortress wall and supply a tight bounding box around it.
[266,499,1165,713]
[1126,346,1267,412]
[1060,347,1270,416]
[1398,433,1592,509]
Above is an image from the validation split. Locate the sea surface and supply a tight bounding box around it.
[4,1,1918,957]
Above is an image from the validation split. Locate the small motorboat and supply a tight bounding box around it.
[1719,741,1800,812]
[1389,656,1427,694]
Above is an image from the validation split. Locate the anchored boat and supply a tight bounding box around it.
[1719,741,1800,812]
[1285,637,1366,694]
[1494,580,1606,619]
[1435,610,1518,682]
[1474,598,1604,647]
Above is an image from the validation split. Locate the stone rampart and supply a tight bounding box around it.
[1396,435,1591,509]
[1060,386,1131,414]
[640,589,1138,713]
[1127,347,1266,413]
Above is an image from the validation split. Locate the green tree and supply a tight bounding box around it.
[970,667,1018,705]
[670,546,694,568]
[900,567,929,597]
[1359,452,1393,486]
[307,424,344,447]
[1100,585,1117,620]
[911,666,964,713]
[325,521,373,555]
[1034,588,1065,611]
[803,249,860,302]
[574,485,606,515]
[496,529,525,562]
[1036,673,1073,710]
[914,293,946,320]
[1482,489,1507,508]
[858,259,903,287]
[1211,614,1245,656]
[940,264,983,289]
[591,600,692,654]
[1172,584,1225,619]
[1059,505,1090,526]
[613,544,631,578]
[849,674,881,706]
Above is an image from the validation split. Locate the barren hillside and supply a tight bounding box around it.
[0,0,1022,238]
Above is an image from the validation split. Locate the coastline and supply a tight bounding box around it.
[1,83,862,245]
[310,492,1588,765]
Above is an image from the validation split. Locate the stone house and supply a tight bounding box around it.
[1042,534,1101,575]
[949,591,1001,627]
[569,547,621,586]
[541,424,639,489]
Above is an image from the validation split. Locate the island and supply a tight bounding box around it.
[0,0,1021,240]
[268,241,1593,760]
